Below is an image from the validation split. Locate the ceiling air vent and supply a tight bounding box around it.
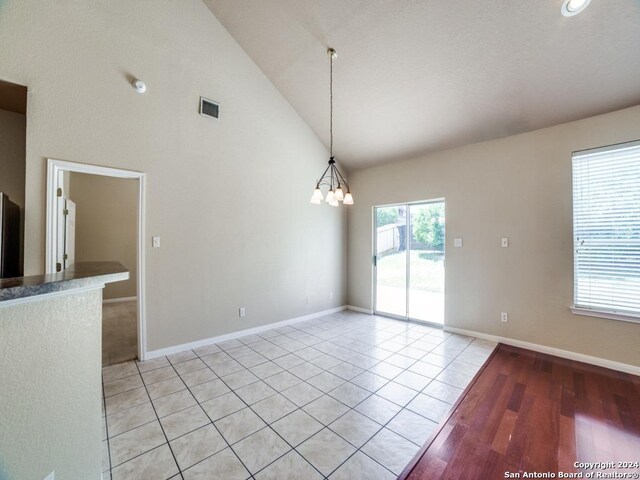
[200,97,219,119]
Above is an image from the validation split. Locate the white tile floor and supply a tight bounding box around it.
[102,310,496,480]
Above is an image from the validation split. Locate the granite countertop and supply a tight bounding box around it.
[0,261,130,303]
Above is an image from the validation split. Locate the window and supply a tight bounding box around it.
[572,140,640,322]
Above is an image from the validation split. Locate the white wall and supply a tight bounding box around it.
[348,105,640,368]
[69,173,138,300]
[0,0,347,351]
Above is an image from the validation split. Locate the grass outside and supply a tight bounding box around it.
[378,250,444,293]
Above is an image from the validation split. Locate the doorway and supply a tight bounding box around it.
[374,200,445,325]
[0,79,27,279]
[46,159,147,361]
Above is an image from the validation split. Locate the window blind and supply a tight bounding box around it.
[572,140,640,318]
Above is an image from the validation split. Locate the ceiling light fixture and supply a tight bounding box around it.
[561,0,591,17]
[310,48,353,207]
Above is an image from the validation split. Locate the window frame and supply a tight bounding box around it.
[570,140,640,324]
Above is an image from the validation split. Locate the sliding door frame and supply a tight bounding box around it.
[373,198,445,327]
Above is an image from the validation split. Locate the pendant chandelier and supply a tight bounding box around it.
[310,48,353,206]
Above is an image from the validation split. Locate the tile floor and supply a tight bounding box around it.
[102,310,496,480]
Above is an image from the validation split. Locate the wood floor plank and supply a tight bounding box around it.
[399,344,640,480]
[490,409,517,455]
[557,414,577,473]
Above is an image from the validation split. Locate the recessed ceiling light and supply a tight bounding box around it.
[561,0,592,17]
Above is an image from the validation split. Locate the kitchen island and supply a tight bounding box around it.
[0,262,129,480]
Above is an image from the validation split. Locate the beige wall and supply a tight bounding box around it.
[348,105,640,368]
[69,173,138,299]
[0,0,346,351]
[0,289,103,480]
[0,108,26,206]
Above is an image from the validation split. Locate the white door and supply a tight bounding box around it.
[63,199,76,269]
[55,183,65,272]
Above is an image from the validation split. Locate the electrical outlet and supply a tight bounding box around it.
[502,237,509,248]
[501,312,509,323]
[454,237,463,248]
[306,296,311,304]
[239,307,245,317]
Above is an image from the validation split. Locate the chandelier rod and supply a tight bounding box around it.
[334,164,349,191]
[329,48,335,158]
[316,162,332,188]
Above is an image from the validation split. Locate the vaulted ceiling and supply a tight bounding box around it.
[203,0,640,170]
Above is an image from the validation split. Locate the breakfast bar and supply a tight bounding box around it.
[0,262,129,480]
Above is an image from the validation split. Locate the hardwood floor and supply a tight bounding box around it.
[399,344,640,480]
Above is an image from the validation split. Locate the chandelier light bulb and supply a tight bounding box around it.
[325,190,335,203]
[310,187,323,204]
[330,199,339,207]
[335,187,344,201]
[343,192,354,205]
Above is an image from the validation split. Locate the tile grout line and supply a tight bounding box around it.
[132,360,184,478]
[101,372,113,479]
[293,319,491,476]
[104,312,495,478]
[163,354,259,479]
[102,334,477,453]
[309,317,440,476]
[292,339,428,476]
[187,320,389,478]
[207,314,484,477]
[182,353,328,479]
[211,318,442,477]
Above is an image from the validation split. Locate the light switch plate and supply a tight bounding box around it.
[454,238,463,248]
[152,236,160,248]
[502,237,509,248]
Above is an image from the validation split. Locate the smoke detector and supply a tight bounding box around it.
[561,0,591,17]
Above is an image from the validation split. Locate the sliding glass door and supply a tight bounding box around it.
[407,202,445,323]
[374,206,407,317]
[374,200,445,325]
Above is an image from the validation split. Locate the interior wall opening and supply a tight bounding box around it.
[46,159,147,362]
[0,79,27,279]
[66,172,139,365]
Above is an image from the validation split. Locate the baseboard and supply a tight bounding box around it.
[103,296,137,304]
[144,305,348,359]
[346,305,374,314]
[444,326,640,376]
